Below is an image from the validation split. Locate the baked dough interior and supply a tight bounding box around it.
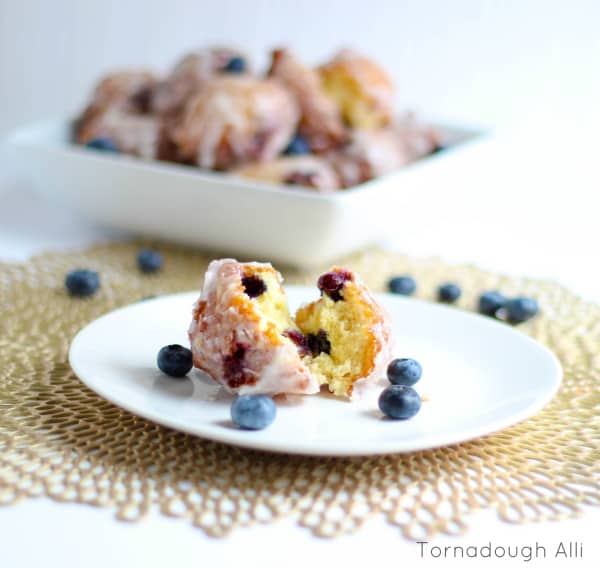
[190,260,392,398]
[243,265,391,397]
[242,264,295,336]
[320,70,378,128]
[295,270,384,397]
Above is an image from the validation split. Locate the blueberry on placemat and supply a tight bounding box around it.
[137,249,163,273]
[157,344,193,377]
[231,394,276,430]
[387,358,422,386]
[378,385,421,420]
[284,135,311,155]
[388,275,417,296]
[505,297,539,324]
[438,282,462,303]
[478,290,507,317]
[65,269,100,297]
[223,56,246,73]
[85,138,119,152]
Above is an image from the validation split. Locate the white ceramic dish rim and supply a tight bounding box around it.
[69,290,562,457]
[4,117,486,201]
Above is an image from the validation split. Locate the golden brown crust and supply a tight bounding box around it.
[171,76,299,170]
[74,46,439,191]
[268,49,347,152]
[319,50,394,129]
[188,259,319,395]
[75,70,163,158]
[76,109,163,159]
[295,266,394,397]
[314,267,387,383]
[325,128,410,187]
[151,47,247,117]
[75,70,158,137]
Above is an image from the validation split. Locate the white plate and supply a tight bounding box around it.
[3,119,484,267]
[68,288,561,456]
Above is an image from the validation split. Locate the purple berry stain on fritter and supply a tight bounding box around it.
[223,344,255,388]
[284,329,311,356]
[317,270,352,301]
[131,86,153,114]
[242,275,267,298]
[307,329,331,357]
[283,171,319,188]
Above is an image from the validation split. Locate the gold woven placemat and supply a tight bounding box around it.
[0,242,598,538]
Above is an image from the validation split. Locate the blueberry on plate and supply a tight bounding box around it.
[65,269,100,297]
[438,282,461,303]
[231,394,276,430]
[378,385,421,420]
[85,137,119,152]
[478,290,507,317]
[223,56,246,73]
[388,275,417,296]
[284,135,311,155]
[505,296,539,324]
[157,344,193,377]
[387,358,422,386]
[137,249,163,273]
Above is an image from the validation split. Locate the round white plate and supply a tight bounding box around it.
[69,288,562,456]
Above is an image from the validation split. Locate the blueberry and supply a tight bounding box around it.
[65,269,100,297]
[284,135,310,155]
[387,358,422,386]
[478,291,507,317]
[157,344,193,377]
[505,296,539,323]
[388,275,417,296]
[378,385,421,420]
[137,249,163,273]
[85,137,119,152]
[231,394,276,430]
[242,275,267,298]
[223,56,246,73]
[438,282,462,303]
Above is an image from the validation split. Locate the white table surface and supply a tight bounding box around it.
[0,121,598,567]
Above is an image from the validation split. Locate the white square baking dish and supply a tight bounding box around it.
[3,119,484,267]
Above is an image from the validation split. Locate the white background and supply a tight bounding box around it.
[0,1,599,567]
[1,0,599,134]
